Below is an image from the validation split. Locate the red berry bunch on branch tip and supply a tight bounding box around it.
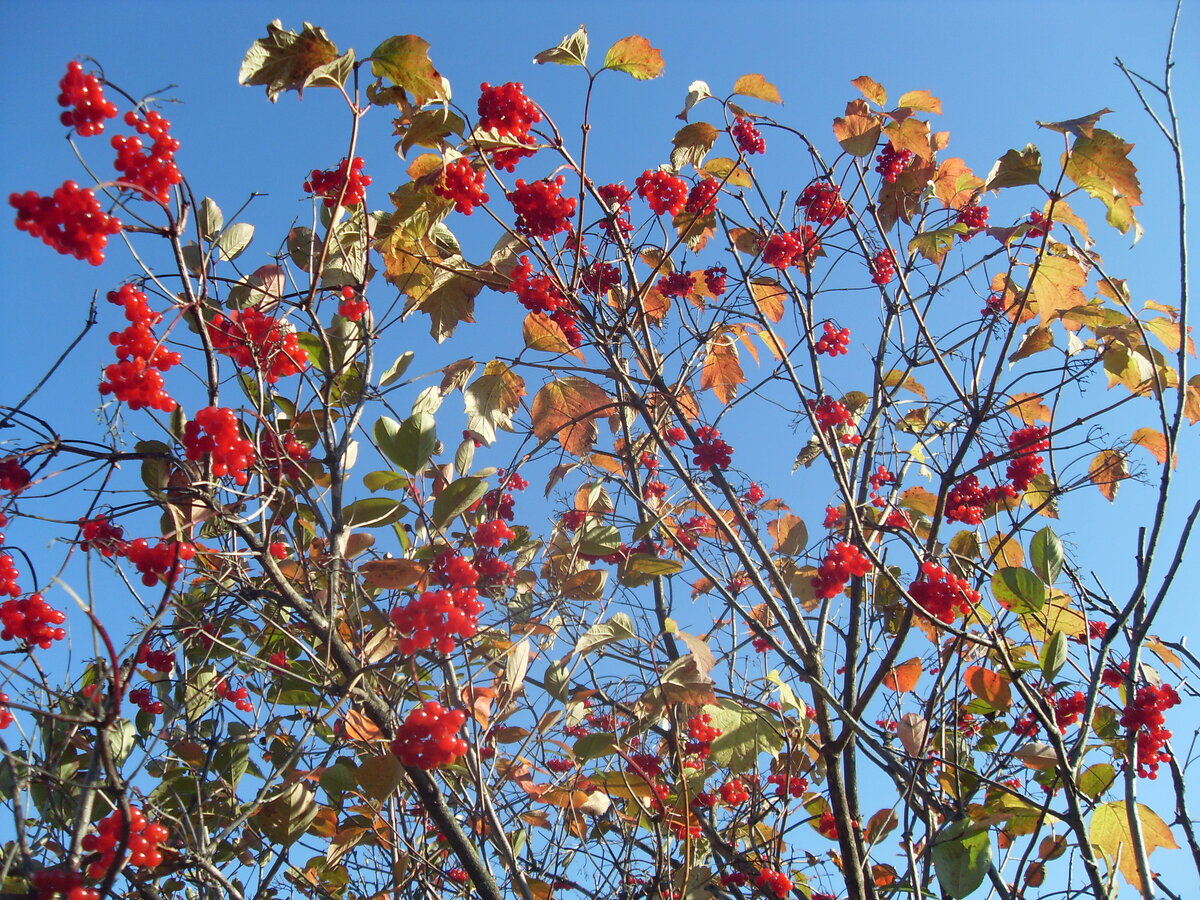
[473,518,515,549]
[391,701,469,769]
[691,426,733,472]
[337,285,369,321]
[137,644,176,673]
[0,458,32,494]
[477,82,542,138]
[123,537,196,586]
[1026,209,1054,239]
[1006,425,1050,491]
[434,159,489,215]
[684,712,722,757]
[58,61,118,136]
[506,175,576,239]
[79,515,125,557]
[81,806,169,879]
[635,170,688,216]
[798,181,847,226]
[944,474,1018,525]
[31,867,96,900]
[956,201,990,236]
[303,157,371,208]
[656,271,694,299]
[808,395,853,431]
[258,429,312,481]
[1122,682,1181,778]
[209,308,309,383]
[814,322,851,356]
[390,586,485,654]
[908,561,980,623]
[870,249,896,285]
[0,592,67,648]
[581,261,621,296]
[767,772,808,798]
[755,867,793,898]
[811,542,872,599]
[216,676,253,712]
[762,226,821,270]
[129,686,164,716]
[875,144,915,183]
[719,777,751,805]
[703,264,727,296]
[597,181,633,237]
[0,554,21,598]
[182,407,256,485]
[684,177,720,216]
[9,182,123,265]
[111,110,182,203]
[100,284,181,411]
[731,117,766,155]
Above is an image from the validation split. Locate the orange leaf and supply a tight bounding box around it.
[1088,449,1127,501]
[340,709,384,741]
[749,277,787,323]
[897,90,942,115]
[733,73,782,104]
[851,75,887,107]
[701,331,745,404]
[964,666,1012,711]
[359,558,427,590]
[1131,427,1174,468]
[1008,392,1052,425]
[524,312,585,360]
[882,658,922,692]
[531,377,613,457]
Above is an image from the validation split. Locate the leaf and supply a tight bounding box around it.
[398,109,466,156]
[1038,108,1112,139]
[198,197,223,240]
[359,558,426,590]
[897,89,942,114]
[701,331,745,404]
[768,514,807,556]
[733,74,782,104]
[882,658,922,692]
[1064,129,1143,237]
[378,412,436,474]
[431,476,488,528]
[898,713,928,757]
[985,145,1042,191]
[1008,392,1052,425]
[1040,630,1069,682]
[1090,801,1178,894]
[533,26,588,66]
[909,224,967,265]
[749,278,787,323]
[379,351,415,389]
[964,666,1011,711]
[464,360,527,445]
[1029,526,1064,584]
[343,498,408,528]
[185,667,218,720]
[215,223,254,261]
[531,378,613,457]
[670,122,719,172]
[256,782,317,845]
[603,36,664,80]
[1009,326,1054,362]
[704,700,784,773]
[523,312,583,358]
[370,35,449,104]
[227,263,286,309]
[884,117,933,160]
[1088,450,1127,501]
[833,105,882,157]
[618,554,683,588]
[574,614,637,656]
[1029,255,1088,324]
[677,80,714,121]
[992,567,1046,614]
[356,754,405,802]
[851,75,887,107]
[701,156,752,187]
[933,158,984,209]
[239,21,342,102]
[932,820,992,899]
[882,370,927,399]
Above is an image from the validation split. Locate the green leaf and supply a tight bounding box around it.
[618,554,683,587]
[398,109,466,156]
[378,351,415,389]
[573,733,616,761]
[908,224,968,265]
[985,144,1042,190]
[545,660,571,701]
[184,666,218,720]
[576,523,621,558]
[574,614,637,656]
[603,35,664,80]
[1078,763,1117,799]
[239,21,341,102]
[387,412,437,474]
[213,738,250,789]
[370,34,449,104]
[198,197,224,240]
[704,700,784,773]
[932,819,993,898]
[1029,526,1064,584]
[534,26,589,67]
[431,476,488,528]
[1040,631,1068,682]
[992,566,1047,614]
[215,223,254,261]
[670,122,719,172]
[1090,801,1179,894]
[255,781,317,846]
[342,498,408,528]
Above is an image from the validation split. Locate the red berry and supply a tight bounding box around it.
[731,117,766,155]
[506,176,576,239]
[303,157,371,208]
[391,701,469,769]
[477,83,542,139]
[635,170,688,216]
[435,159,489,215]
[10,182,122,265]
[58,61,118,136]
[875,144,914,183]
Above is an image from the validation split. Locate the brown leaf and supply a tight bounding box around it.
[851,75,887,107]
[833,112,883,157]
[531,378,613,457]
[768,514,808,556]
[1131,427,1173,467]
[1088,449,1127,501]
[964,666,1012,711]
[883,117,933,160]
[359,558,427,590]
[933,158,984,209]
[523,312,585,359]
[749,277,787,323]
[701,331,745,404]
[1037,108,1112,139]
[882,658,922,692]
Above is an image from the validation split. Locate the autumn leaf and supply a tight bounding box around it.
[884,117,933,160]
[533,26,589,67]
[985,145,1042,190]
[882,658,922,692]
[1007,392,1052,425]
[1088,449,1127,501]
[897,89,942,115]
[370,34,449,104]
[464,360,527,445]
[239,21,347,102]
[733,73,782,104]
[933,158,984,209]
[768,514,807,556]
[701,330,745,404]
[851,75,887,107]
[1064,129,1143,238]
[1028,255,1088,324]
[531,377,613,457]
[833,107,883,157]
[359,558,427,590]
[964,666,1012,711]
[1130,427,1173,467]
[749,278,787,323]
[1037,108,1112,139]
[670,122,719,172]
[1089,801,1178,894]
[603,35,664,80]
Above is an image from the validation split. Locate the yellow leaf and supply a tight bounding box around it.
[733,73,782,104]
[603,35,664,80]
[1090,801,1178,894]
[523,312,585,360]
[851,75,887,107]
[897,89,942,115]
[833,111,883,157]
[749,277,787,322]
[701,331,745,404]
[1007,392,1052,425]
[1088,450,1127,501]
[882,370,927,399]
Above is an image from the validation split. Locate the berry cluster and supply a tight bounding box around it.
[434,159,489,215]
[81,807,169,879]
[944,474,1015,525]
[209,307,308,383]
[597,182,633,238]
[870,249,896,285]
[507,176,576,239]
[58,61,118,136]
[816,811,841,839]
[809,396,853,431]
[814,322,851,356]
[762,227,821,269]
[545,757,576,774]
[0,458,31,494]
[0,692,12,729]
[731,117,766,155]
[1006,426,1050,491]
[581,260,621,296]
[112,110,182,203]
[303,157,371,208]
[100,284,180,411]
[684,178,720,216]
[1,592,67,648]
[479,471,528,521]
[136,644,176,673]
[704,264,728,296]
[767,773,808,798]
[0,553,20,598]
[907,561,979,623]
[691,426,733,472]
[123,537,196,586]
[799,181,846,226]
[391,701,469,769]
[182,406,255,485]
[391,586,485,654]
[129,686,164,716]
[259,429,312,482]
[337,285,369,321]
[216,676,253,712]
[477,82,542,138]
[875,144,915,183]
[473,519,515,549]
[811,542,872,599]
[743,482,766,504]
[1121,682,1181,778]
[506,257,581,347]
[956,201,989,237]
[657,271,694,299]
[10,181,122,265]
[30,867,96,900]
[1026,210,1053,239]
[755,868,793,898]
[635,170,688,216]
[719,777,751,805]
[685,712,722,757]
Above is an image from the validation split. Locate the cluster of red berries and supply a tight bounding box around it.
[1,592,67,648]
[337,285,369,321]
[691,426,733,472]
[743,482,766,504]
[798,181,846,226]
[391,700,469,769]
[81,807,169,879]
[0,692,12,729]
[479,471,528,522]
[944,474,1016,525]
[635,170,689,216]
[30,867,97,900]
[956,201,990,237]
[507,176,576,239]
[447,868,470,885]
[477,82,542,138]
[209,307,308,383]
[182,406,255,485]
[816,811,841,839]
[216,676,253,712]
[58,61,117,136]
[704,264,727,296]
[434,159,489,215]
[870,249,896,285]
[112,110,182,203]
[1026,210,1053,239]
[0,553,19,599]
[122,537,195,586]
[811,542,872,599]
[767,773,808,798]
[809,396,853,432]
[597,182,633,238]
[581,260,621,296]
[908,561,979,623]
[731,117,766,155]
[755,868,793,898]
[814,322,851,356]
[303,157,371,208]
[259,429,312,482]
[506,257,581,347]
[684,178,720,216]
[719,777,751,805]
[0,458,31,494]
[684,711,722,756]
[473,519,515,549]
[129,686,164,716]
[10,182,123,265]
[1006,426,1049,491]
[391,586,485,654]
[545,757,576,774]
[100,284,180,411]
[762,226,821,269]
[78,514,123,556]
[657,271,694,299]
[137,644,176,673]
[875,144,915,183]
[1121,682,1181,778]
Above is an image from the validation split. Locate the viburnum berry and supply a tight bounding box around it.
[112,109,182,203]
[268,541,289,559]
[875,144,915,183]
[81,806,169,879]
[743,482,766,504]
[814,322,851,356]
[304,157,371,208]
[731,117,765,155]
[908,561,979,623]
[447,868,470,885]
[129,686,164,716]
[258,429,312,482]
[684,712,722,757]
[99,284,181,411]
[684,178,720,216]
[956,201,990,236]
[808,396,853,431]
[798,181,846,226]
[0,554,21,599]
[767,773,808,798]
[762,226,821,269]
[816,811,840,840]
[391,586,484,654]
[719,777,750,805]
[703,264,728,296]
[1026,209,1054,239]
[657,271,694,299]
[209,307,308,383]
[545,757,576,774]
[0,592,67,648]
[10,182,123,265]
[391,701,468,769]
[944,474,1016,525]
[1122,682,1182,778]
[58,61,118,136]
[0,457,31,494]
[635,170,688,216]
[0,692,13,729]
[810,542,871,599]
[136,645,176,673]
[581,260,621,296]
[434,159,489,215]
[1006,426,1050,491]
[692,426,733,472]
[755,867,793,898]
[477,82,542,138]
[182,406,255,485]
[597,182,633,238]
[473,519,515,549]
[338,285,369,321]
[870,249,896,286]
[507,176,576,239]
[123,537,195,586]
[215,676,253,712]
[31,866,95,900]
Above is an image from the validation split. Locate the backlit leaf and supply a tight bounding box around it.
[531,377,613,456]
[1029,255,1088,324]
[431,476,488,527]
[992,567,1046,614]
[909,224,967,265]
[1064,129,1143,237]
[1007,392,1052,425]
[239,21,341,102]
[603,35,664,80]
[701,331,744,404]
[255,782,317,845]
[985,145,1042,190]
[733,74,782,104]
[1090,801,1178,894]
[851,75,887,107]
[464,360,527,445]
[371,35,449,104]
[1088,449,1127,501]
[882,658,922,692]
[932,819,992,899]
[964,666,1011,711]
[359,558,426,590]
[533,26,588,67]
[897,89,942,114]
[833,109,882,157]
[1029,526,1064,584]
[1037,108,1112,139]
